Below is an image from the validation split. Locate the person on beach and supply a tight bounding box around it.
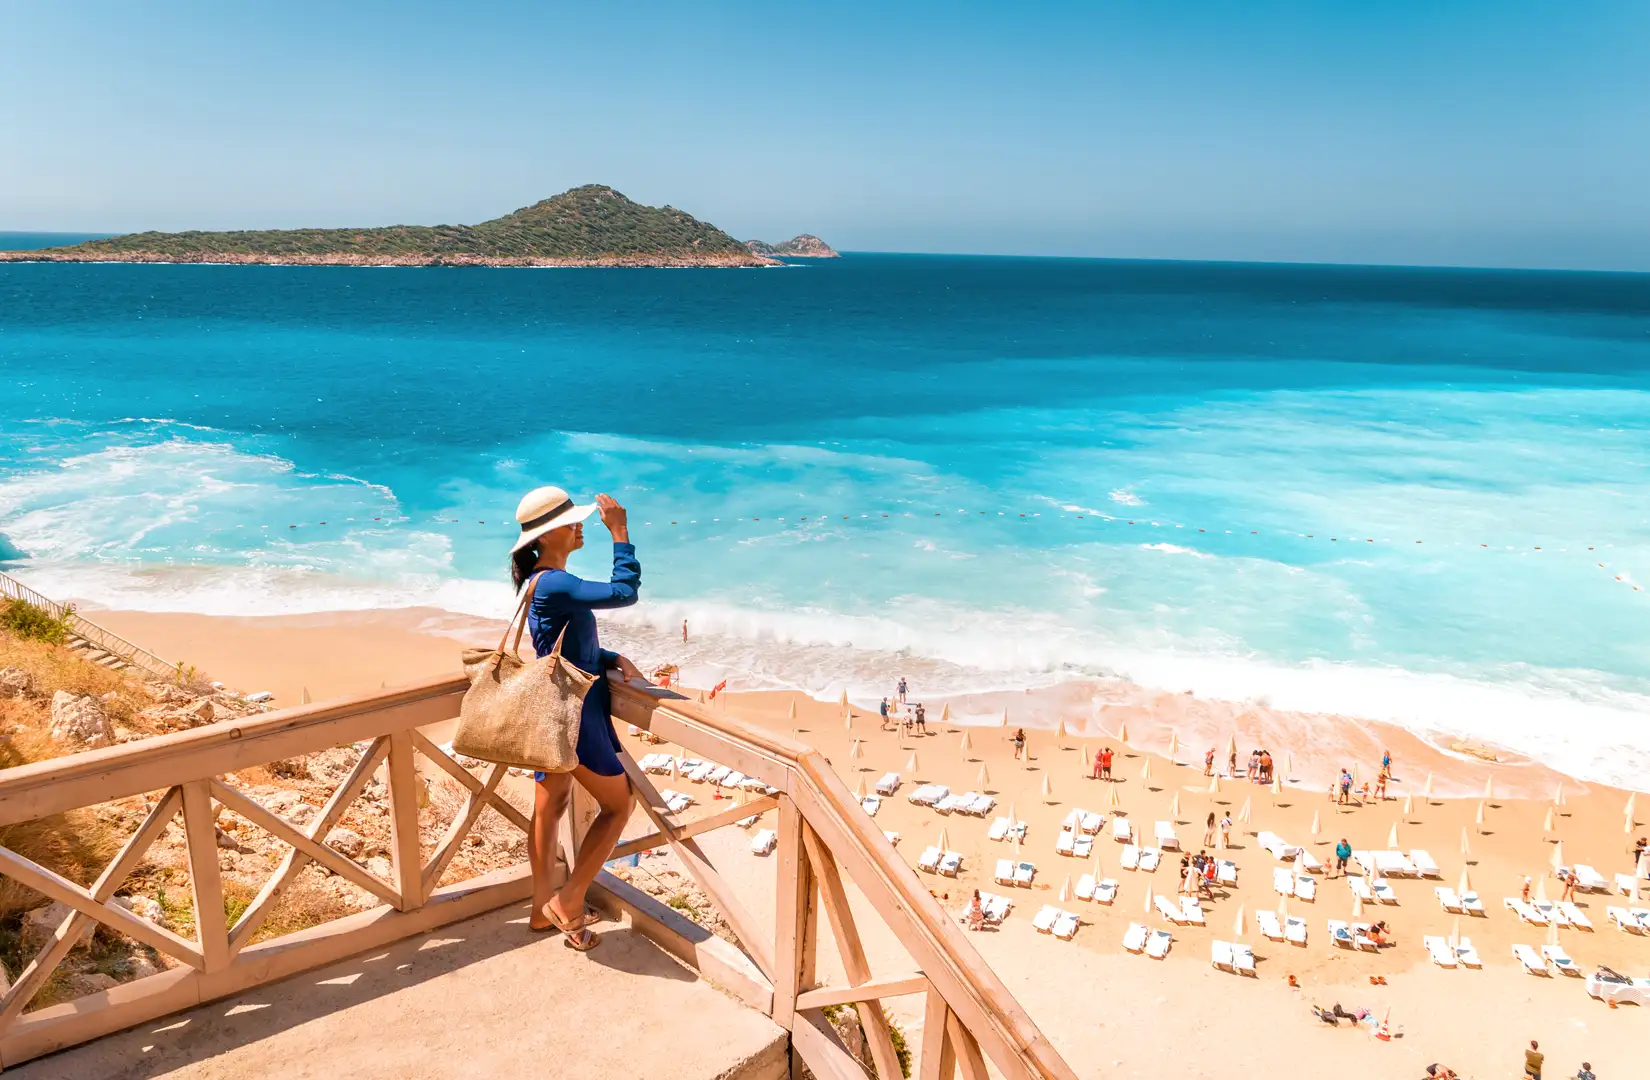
[1229,747,1238,777]
[1574,1062,1594,1080]
[1012,728,1026,760]
[511,486,643,951]
[879,697,891,730]
[1219,812,1233,848]
[1381,748,1392,778]
[1204,747,1215,776]
[965,889,985,931]
[1092,746,1104,779]
[1334,838,1352,877]
[1524,1040,1544,1080]
[1204,811,1217,847]
[681,619,688,644]
[897,676,908,703]
[1339,770,1353,805]
[1562,870,1578,902]
[1247,750,1260,780]
[1100,746,1114,779]
[1521,876,1533,903]
[1373,772,1387,801]
[914,702,927,733]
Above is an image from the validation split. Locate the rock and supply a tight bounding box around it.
[0,667,31,699]
[186,698,215,724]
[326,828,365,859]
[366,856,393,880]
[100,690,120,703]
[218,853,238,872]
[50,691,114,748]
[127,953,163,980]
[64,972,119,997]
[22,902,94,951]
[215,827,243,851]
[114,894,166,927]
[259,789,316,826]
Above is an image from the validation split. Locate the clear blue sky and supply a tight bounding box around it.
[3,1,1647,269]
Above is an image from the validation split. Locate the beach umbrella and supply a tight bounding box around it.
[1008,802,1018,827]
[937,827,950,852]
[1270,776,1283,797]
[1277,894,1289,921]
[1401,793,1414,819]
[1059,874,1072,903]
[1108,784,1122,808]
[1546,920,1560,947]
[844,710,854,731]
[906,751,920,774]
[1628,792,1639,822]
[1001,707,1010,728]
[737,784,749,806]
[1424,773,1434,801]
[1352,893,1364,918]
[1207,774,1221,795]
[1387,823,1400,849]
[1232,904,1246,940]
[840,689,849,708]
[1535,876,1548,904]
[1041,773,1054,802]
[1350,763,1360,786]
[1091,850,1103,879]
[1080,742,1090,775]
[301,686,312,705]
[1542,808,1555,837]
[940,702,951,723]
[959,729,973,753]
[1553,782,1565,807]
[1056,718,1068,745]
[1143,885,1154,915]
[1550,840,1564,873]
[1284,752,1294,779]
[1226,733,1238,759]
[1169,792,1181,819]
[787,699,798,723]
[670,756,680,779]
[1238,796,1253,824]
[1449,915,1461,950]
[1460,826,1471,855]
[1141,759,1153,783]
[1310,810,1321,837]
[1474,801,1486,833]
[855,774,868,799]
[1168,731,1179,758]
[1118,720,1129,744]
[849,738,864,762]
[1483,775,1494,801]
[978,763,991,788]
[1457,868,1471,895]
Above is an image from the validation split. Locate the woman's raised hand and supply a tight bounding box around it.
[595,493,629,543]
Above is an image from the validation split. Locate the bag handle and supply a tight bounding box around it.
[502,571,569,660]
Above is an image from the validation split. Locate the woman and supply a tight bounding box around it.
[1012,728,1026,760]
[1203,811,1217,847]
[511,485,644,951]
[965,889,985,931]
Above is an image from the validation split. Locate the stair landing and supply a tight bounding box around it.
[10,903,789,1080]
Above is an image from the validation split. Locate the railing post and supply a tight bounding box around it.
[179,779,229,972]
[919,984,956,1080]
[386,732,424,911]
[772,794,815,1029]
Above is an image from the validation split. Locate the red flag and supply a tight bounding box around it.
[709,679,729,700]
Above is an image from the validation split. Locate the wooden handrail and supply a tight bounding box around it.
[0,673,1076,1079]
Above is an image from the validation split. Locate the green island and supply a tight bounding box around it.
[0,185,783,268]
[745,234,840,258]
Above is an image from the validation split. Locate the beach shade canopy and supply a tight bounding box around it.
[960,729,973,752]
[1535,875,1548,904]
[849,738,864,761]
[1424,772,1434,800]
[1059,874,1072,903]
[1207,774,1221,795]
[1041,773,1054,801]
[978,762,991,787]
[1387,823,1400,849]
[1460,826,1471,856]
[1352,893,1364,918]
[1238,796,1253,824]
[906,751,920,774]
[840,689,849,707]
[1232,904,1246,940]
[1168,731,1179,758]
[1457,867,1471,895]
[787,699,798,722]
[940,702,951,723]
[1310,810,1321,837]
[1118,720,1129,744]
[1141,758,1153,783]
[855,774,868,798]
[1109,784,1122,808]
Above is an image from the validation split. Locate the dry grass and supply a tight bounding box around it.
[0,632,153,731]
[0,723,121,919]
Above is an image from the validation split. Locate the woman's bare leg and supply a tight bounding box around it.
[529,772,572,929]
[546,766,635,928]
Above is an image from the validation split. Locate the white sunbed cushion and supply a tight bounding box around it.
[1123,922,1148,952]
[1423,935,1457,967]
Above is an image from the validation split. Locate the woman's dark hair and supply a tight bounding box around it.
[511,543,539,589]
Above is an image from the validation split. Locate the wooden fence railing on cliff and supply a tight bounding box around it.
[0,675,1078,1080]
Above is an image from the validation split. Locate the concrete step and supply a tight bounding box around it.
[9,902,789,1080]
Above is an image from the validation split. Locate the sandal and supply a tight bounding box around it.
[542,896,602,952]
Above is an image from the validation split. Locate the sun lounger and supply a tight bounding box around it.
[875,772,900,796]
[1145,928,1173,959]
[935,794,966,815]
[1273,867,1295,896]
[724,770,750,789]
[1376,850,1418,877]
[1534,901,1569,927]
[1541,944,1580,976]
[1231,941,1256,976]
[750,829,778,856]
[1434,886,1462,913]
[1155,894,1187,925]
[707,765,732,786]
[1257,831,1292,860]
[883,830,900,846]
[688,762,715,783]
[1033,905,1060,933]
[1616,873,1637,896]
[1080,810,1103,835]
[1372,879,1398,904]
[1154,821,1180,850]
[1076,873,1097,901]
[918,846,943,873]
[1298,848,1323,873]
[1123,922,1148,953]
[1352,923,1380,952]
[1351,876,1375,902]
[658,789,694,814]
[638,753,667,772]
[861,795,881,817]
[1633,908,1650,932]
[1351,850,1377,876]
[1328,919,1355,949]
[1056,830,1076,856]
[1607,906,1642,933]
[988,816,1012,841]
[1504,898,1547,925]
[908,784,948,807]
[1211,939,1235,972]
[676,758,704,775]
[1294,874,1316,902]
[1461,891,1486,916]
[1053,910,1080,940]
[1138,847,1161,872]
[1120,844,1141,871]
[1423,935,1458,968]
[1512,943,1549,976]
[1111,817,1132,843]
[966,793,996,816]
[994,859,1015,885]
[1409,849,1441,878]
[981,892,1013,923]
[1181,896,1205,925]
[1256,910,1284,941]
[1094,878,1118,904]
[1283,916,1307,946]
[737,814,760,828]
[1073,834,1093,858]
[939,851,963,876]
[1013,861,1037,887]
[1573,863,1607,891]
[1062,809,1084,831]
[1217,860,1238,886]
[1455,937,1482,968]
[1559,901,1593,930]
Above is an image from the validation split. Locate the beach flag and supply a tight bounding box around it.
[1474,801,1485,832]
[1232,904,1245,940]
[978,763,990,787]
[1109,784,1122,808]
[906,751,920,774]
[1551,839,1564,873]
[940,702,951,723]
[1169,792,1181,819]
[709,679,729,701]
[1041,773,1054,802]
[1059,874,1071,903]
[1401,793,1413,819]
[1387,823,1400,849]
[1206,774,1220,795]
[959,729,973,752]
[1141,758,1153,784]
[1309,810,1320,837]
[1457,867,1471,895]
[301,686,312,705]
[1238,796,1252,824]
[1483,775,1494,801]
[855,774,868,799]
[1543,807,1555,837]
[1118,720,1129,744]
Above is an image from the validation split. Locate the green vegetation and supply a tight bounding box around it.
[17,186,767,266]
[0,598,73,646]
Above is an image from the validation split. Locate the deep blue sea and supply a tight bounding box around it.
[2,254,1648,784]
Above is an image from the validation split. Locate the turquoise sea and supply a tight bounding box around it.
[1,254,1648,784]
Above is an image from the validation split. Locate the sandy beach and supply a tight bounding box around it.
[92,606,1650,1078]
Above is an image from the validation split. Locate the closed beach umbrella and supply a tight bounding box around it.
[1457,868,1471,895]
[1277,894,1289,921]
[1387,823,1400,849]
[978,762,991,787]
[1474,801,1486,832]
[1144,885,1154,914]
[1141,758,1153,783]
[840,689,849,708]
[937,827,950,852]
[1460,825,1471,855]
[1091,850,1103,879]
[1535,875,1548,904]
[1109,784,1122,808]
[849,738,864,761]
[1169,792,1181,819]
[844,710,853,731]
[1168,730,1179,758]
[1546,920,1560,947]
[1056,718,1068,744]
[1001,707,1010,728]
[1424,772,1434,800]
[1013,835,1022,861]
[1310,810,1321,837]
[1627,792,1638,821]
[1483,775,1494,801]
[1449,915,1461,950]
[1554,782,1565,807]
[1118,720,1129,744]
[1226,733,1238,759]
[1550,840,1564,873]
[940,702,951,723]
[1041,773,1054,802]
[1232,904,1246,940]
[1284,752,1294,779]
[1350,763,1359,785]
[1238,796,1253,824]
[787,699,798,723]
[1401,793,1413,819]
[906,751,920,774]
[1059,874,1072,903]
[301,686,312,705]
[1626,812,1635,836]
[1270,776,1283,797]
[1352,893,1364,918]
[1542,807,1555,836]
[855,774,868,799]
[670,756,680,779]
[1207,774,1221,795]
[959,729,973,752]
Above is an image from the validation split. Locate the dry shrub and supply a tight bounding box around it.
[0,632,152,729]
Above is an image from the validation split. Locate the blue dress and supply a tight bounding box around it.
[525,542,641,778]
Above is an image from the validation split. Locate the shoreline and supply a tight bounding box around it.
[0,251,778,268]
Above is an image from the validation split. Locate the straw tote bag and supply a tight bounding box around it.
[454,572,594,773]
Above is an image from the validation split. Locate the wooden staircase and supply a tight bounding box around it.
[0,570,178,681]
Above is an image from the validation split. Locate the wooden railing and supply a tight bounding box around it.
[0,675,1077,1079]
[0,570,180,681]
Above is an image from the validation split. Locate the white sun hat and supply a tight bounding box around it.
[511,485,597,553]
